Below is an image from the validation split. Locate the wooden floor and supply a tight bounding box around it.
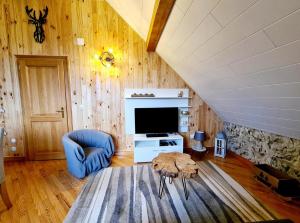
[0,151,299,223]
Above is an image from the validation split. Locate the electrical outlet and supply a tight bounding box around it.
[190,133,194,139]
[10,146,17,152]
[76,38,85,46]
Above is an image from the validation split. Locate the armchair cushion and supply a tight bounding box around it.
[62,129,115,179]
[84,147,110,174]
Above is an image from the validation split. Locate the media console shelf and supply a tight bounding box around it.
[134,134,183,163]
[125,88,191,133]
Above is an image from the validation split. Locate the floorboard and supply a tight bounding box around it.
[0,152,299,223]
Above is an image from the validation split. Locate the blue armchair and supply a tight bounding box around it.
[62,129,115,179]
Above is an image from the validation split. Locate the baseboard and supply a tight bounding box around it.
[227,149,254,166]
[4,156,26,162]
[4,152,133,161]
[114,150,133,156]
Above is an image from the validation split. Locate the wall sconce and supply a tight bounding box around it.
[99,48,114,67]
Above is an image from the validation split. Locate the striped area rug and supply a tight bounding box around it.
[65,161,276,223]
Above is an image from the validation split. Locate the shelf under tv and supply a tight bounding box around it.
[134,133,183,163]
[146,133,168,137]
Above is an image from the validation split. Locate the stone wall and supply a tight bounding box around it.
[223,122,300,180]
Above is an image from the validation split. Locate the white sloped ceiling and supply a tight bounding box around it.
[106,0,155,39]
[106,0,300,139]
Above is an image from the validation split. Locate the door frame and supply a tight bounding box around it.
[16,55,73,160]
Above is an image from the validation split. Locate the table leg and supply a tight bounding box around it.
[158,175,189,200]
[159,174,167,199]
[182,177,189,200]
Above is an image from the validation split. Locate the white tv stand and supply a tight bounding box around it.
[134,133,183,163]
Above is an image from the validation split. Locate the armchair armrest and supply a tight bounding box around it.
[62,135,86,162]
[93,131,115,157]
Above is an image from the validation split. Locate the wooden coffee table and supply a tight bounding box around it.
[152,152,199,200]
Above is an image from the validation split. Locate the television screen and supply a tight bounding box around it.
[135,107,178,133]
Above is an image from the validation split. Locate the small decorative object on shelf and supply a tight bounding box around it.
[178,90,183,97]
[192,131,206,152]
[214,131,227,158]
[131,93,155,97]
[180,110,189,115]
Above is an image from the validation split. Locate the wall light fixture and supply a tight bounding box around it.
[99,48,114,67]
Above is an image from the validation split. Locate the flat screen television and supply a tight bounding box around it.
[135,107,178,134]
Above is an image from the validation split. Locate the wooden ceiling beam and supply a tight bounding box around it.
[146,0,176,52]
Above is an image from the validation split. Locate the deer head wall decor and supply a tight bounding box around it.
[25,6,48,43]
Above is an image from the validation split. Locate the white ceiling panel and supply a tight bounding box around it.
[241,63,300,86]
[176,0,193,13]
[215,82,300,99]
[213,31,274,67]
[264,9,300,47]
[211,0,258,26]
[185,31,274,76]
[206,63,300,95]
[210,97,300,110]
[231,40,300,75]
[200,67,235,84]
[173,15,222,62]
[193,0,300,62]
[166,0,219,51]
[107,0,300,139]
[222,111,300,130]
[217,105,300,121]
[142,0,155,22]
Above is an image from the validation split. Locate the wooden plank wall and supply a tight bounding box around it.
[0,0,223,157]
[199,103,224,147]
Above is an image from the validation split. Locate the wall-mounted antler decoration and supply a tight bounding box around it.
[25,6,48,43]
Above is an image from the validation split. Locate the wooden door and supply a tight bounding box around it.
[17,56,71,160]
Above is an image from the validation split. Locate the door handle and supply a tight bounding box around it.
[56,107,64,118]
